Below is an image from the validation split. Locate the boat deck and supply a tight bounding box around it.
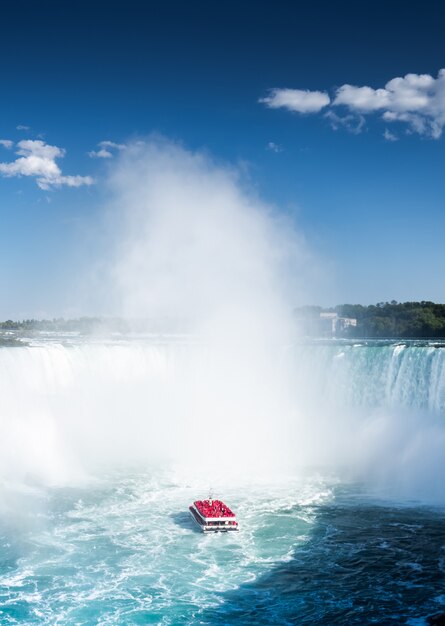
[194,499,235,519]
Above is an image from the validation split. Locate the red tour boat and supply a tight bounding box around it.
[189,497,239,532]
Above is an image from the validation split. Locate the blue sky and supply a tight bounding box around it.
[1,0,444,318]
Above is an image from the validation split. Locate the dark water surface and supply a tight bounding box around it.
[200,501,445,625]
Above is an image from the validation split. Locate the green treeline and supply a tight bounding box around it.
[297,301,445,338]
[0,317,103,332]
[0,317,187,334]
[338,301,445,338]
[3,302,445,338]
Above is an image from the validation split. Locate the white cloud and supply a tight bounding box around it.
[0,139,94,189]
[334,73,437,113]
[334,85,390,111]
[88,140,126,158]
[0,139,13,149]
[88,148,113,159]
[324,110,366,134]
[100,140,126,150]
[262,69,445,139]
[333,70,445,137]
[260,88,330,113]
[383,129,398,142]
[267,141,283,153]
[16,124,30,131]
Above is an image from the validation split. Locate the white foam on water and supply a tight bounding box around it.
[0,471,332,624]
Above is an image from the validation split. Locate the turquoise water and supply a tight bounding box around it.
[0,336,444,624]
[1,473,444,625]
[0,473,333,624]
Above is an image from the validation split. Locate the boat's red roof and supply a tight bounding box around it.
[194,499,235,518]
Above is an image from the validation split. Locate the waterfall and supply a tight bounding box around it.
[0,338,294,484]
[291,341,445,412]
[1,338,444,501]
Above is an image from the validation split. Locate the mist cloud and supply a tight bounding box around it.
[106,138,313,339]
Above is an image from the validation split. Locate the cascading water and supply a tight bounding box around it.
[0,334,299,485]
[1,336,445,491]
[292,340,445,412]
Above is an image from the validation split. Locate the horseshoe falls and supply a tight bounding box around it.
[0,335,444,625]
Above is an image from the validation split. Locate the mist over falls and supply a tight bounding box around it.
[0,339,445,503]
[0,340,296,484]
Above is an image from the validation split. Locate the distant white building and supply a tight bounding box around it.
[319,312,357,336]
